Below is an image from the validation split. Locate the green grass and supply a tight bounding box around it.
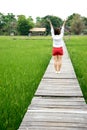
[0,36,52,130]
[65,35,87,103]
[0,35,87,130]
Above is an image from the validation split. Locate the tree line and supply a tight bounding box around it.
[0,12,87,35]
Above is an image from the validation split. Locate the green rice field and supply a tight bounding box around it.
[0,35,87,130]
[66,35,87,103]
[0,36,52,130]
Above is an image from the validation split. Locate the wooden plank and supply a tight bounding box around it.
[36,84,81,90]
[36,83,81,89]
[29,97,86,110]
[21,110,87,123]
[30,97,85,103]
[40,78,80,85]
[19,122,87,127]
[35,90,82,97]
[19,127,87,130]
[43,73,77,79]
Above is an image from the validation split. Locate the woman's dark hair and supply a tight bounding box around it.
[54,28,61,35]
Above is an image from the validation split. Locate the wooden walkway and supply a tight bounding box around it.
[18,45,87,130]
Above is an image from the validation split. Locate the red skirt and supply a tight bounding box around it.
[52,47,63,56]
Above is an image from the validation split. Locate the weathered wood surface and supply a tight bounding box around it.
[18,45,87,130]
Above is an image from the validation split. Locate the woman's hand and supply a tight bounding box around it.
[63,19,67,26]
[46,18,51,23]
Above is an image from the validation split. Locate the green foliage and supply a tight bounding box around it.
[17,15,34,35]
[0,36,51,130]
[82,29,87,34]
[0,13,17,35]
[83,17,87,26]
[66,36,87,103]
[35,17,42,27]
[0,12,87,35]
[66,13,76,26]
[82,17,87,34]
[27,16,34,29]
[70,14,85,34]
[66,13,85,35]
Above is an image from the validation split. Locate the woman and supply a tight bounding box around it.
[47,19,66,73]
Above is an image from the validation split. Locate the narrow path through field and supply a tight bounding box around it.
[18,44,87,130]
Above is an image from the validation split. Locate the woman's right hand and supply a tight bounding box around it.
[46,18,51,23]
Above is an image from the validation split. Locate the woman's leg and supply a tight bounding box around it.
[57,55,63,72]
[53,55,58,72]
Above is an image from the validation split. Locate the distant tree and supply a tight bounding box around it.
[65,13,77,35]
[17,15,34,35]
[6,13,17,35]
[0,13,17,35]
[66,13,76,27]
[82,17,87,34]
[83,17,87,26]
[36,17,41,23]
[67,13,85,35]
[0,13,4,35]
[35,17,42,27]
[27,16,34,29]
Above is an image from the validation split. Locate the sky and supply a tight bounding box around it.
[0,0,87,21]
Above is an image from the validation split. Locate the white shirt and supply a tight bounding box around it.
[51,25,64,48]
